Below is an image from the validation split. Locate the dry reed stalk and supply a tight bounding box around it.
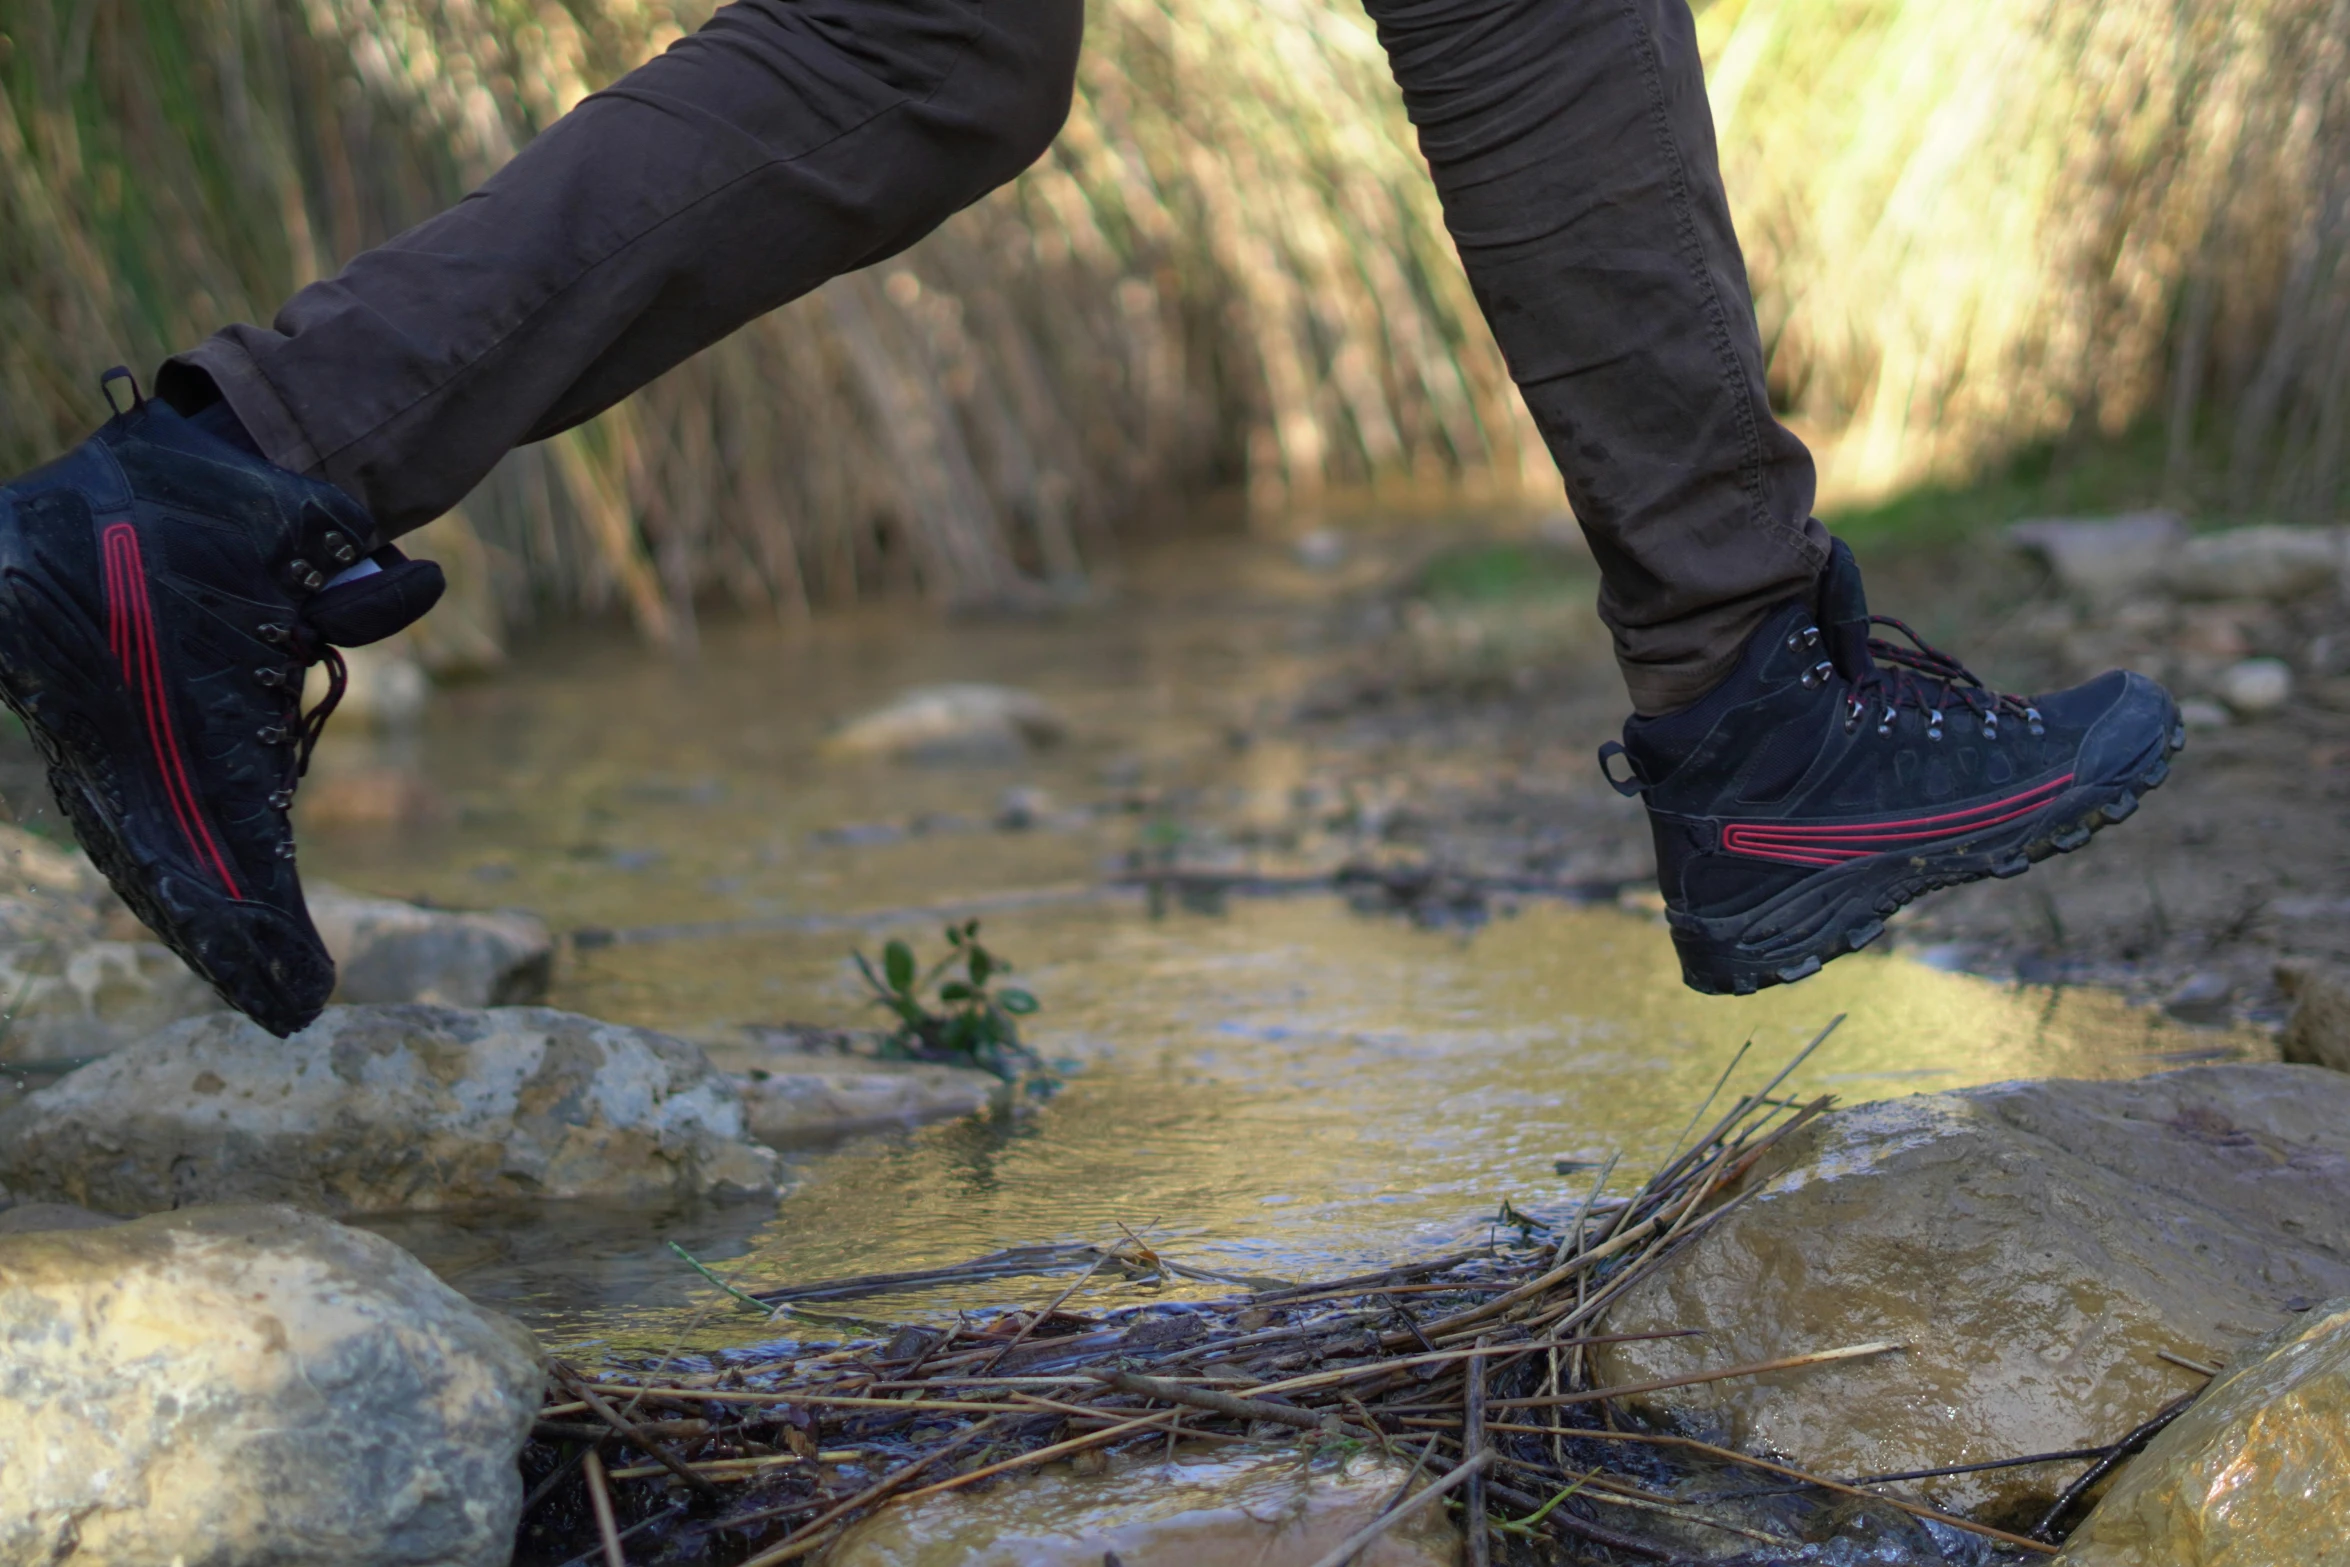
[516,1025,2102,1566]
[1299,1449,1493,1567]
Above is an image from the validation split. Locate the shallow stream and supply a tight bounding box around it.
[309,533,2256,1356]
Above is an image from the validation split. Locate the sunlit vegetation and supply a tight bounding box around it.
[2,0,2345,643]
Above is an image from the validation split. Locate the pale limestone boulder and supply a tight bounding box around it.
[1591,1066,2350,1517]
[821,683,1066,763]
[697,1026,1003,1145]
[736,1063,1001,1146]
[2166,523,2347,601]
[0,825,553,1058]
[0,1203,540,1567]
[827,1448,1456,1566]
[2058,1297,2350,1566]
[308,882,552,1007]
[2279,962,2350,1073]
[0,822,217,1063]
[2007,512,2187,602]
[0,1004,779,1214]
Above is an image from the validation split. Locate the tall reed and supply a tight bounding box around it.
[0,0,1539,644]
[1705,0,2350,513]
[3,0,2347,649]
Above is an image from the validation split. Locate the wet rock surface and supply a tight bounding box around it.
[0,1004,780,1215]
[825,1448,1457,1566]
[2056,1295,2350,1565]
[699,1025,1003,1146]
[2277,961,2350,1072]
[1590,1065,2350,1519]
[822,683,1069,763]
[308,882,553,1008]
[0,1202,541,1567]
[0,825,552,1059]
[0,823,220,1063]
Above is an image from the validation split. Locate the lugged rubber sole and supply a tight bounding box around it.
[1669,716,2188,997]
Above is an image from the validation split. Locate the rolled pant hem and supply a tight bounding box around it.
[166,339,328,485]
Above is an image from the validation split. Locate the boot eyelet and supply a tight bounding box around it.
[323,532,357,564]
[1983,712,2001,740]
[2025,705,2045,738]
[287,558,324,592]
[1799,659,1834,690]
[1877,708,1895,737]
[268,789,294,811]
[258,623,291,646]
[1786,625,1822,654]
[254,667,286,688]
[258,724,289,745]
[275,841,298,860]
[1926,711,1945,741]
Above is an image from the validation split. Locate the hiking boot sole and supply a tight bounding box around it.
[1668,708,2187,996]
[0,568,333,1034]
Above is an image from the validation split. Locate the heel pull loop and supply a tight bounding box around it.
[99,367,145,417]
[1597,741,1650,798]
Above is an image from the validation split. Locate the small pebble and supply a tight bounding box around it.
[995,785,1054,831]
[2179,698,2232,729]
[1292,529,1346,571]
[2219,657,2293,715]
[2164,971,2235,1026]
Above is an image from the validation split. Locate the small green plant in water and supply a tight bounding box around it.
[855,920,1045,1084]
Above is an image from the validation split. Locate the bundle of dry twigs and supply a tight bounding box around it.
[514,1023,2094,1565]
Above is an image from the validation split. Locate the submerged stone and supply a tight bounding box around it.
[826,1447,1456,1566]
[0,1004,780,1214]
[0,1203,540,1567]
[1590,1065,2350,1518]
[2056,1296,2350,1565]
[821,683,1068,764]
[699,1024,1004,1145]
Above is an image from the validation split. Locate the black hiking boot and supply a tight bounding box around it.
[1600,538,2184,996]
[0,371,445,1034]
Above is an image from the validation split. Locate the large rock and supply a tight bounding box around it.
[0,1203,540,1567]
[2057,1296,2350,1566]
[698,1025,1003,1145]
[1590,1066,2350,1517]
[822,684,1067,764]
[2278,961,2350,1072]
[0,1004,780,1215]
[0,823,219,1063]
[0,826,552,1059]
[2166,524,2346,601]
[827,1447,1456,1566]
[2008,512,2188,602]
[308,883,552,1008]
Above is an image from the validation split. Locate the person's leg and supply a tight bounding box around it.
[163,0,1084,540]
[0,0,1082,1037]
[1364,0,2184,996]
[1361,0,1823,716]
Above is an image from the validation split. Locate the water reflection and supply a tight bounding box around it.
[304,536,2262,1357]
[382,895,2256,1355]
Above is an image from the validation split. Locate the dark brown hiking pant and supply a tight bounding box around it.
[170,0,1824,714]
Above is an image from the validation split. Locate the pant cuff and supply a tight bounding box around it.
[165,336,325,480]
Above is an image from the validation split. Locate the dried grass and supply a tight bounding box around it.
[4,0,2348,650]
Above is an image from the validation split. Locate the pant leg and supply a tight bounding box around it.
[165,0,1082,540]
[1361,0,1826,714]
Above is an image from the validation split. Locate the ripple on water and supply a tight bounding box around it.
[360,896,2261,1356]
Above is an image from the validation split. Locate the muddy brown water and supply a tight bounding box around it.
[309,532,2260,1358]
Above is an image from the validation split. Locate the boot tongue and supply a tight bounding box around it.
[1817,537,1874,682]
[301,546,445,647]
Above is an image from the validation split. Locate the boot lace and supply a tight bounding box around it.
[255,623,348,855]
[1846,616,2041,743]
